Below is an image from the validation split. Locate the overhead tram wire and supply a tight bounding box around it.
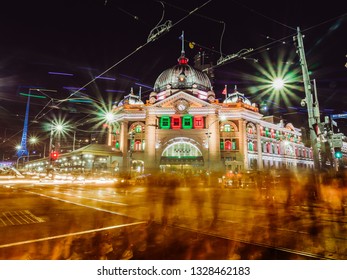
[6,0,210,147]
[230,0,297,31]
[203,32,297,73]
[160,1,227,62]
[302,11,347,33]
[31,0,213,125]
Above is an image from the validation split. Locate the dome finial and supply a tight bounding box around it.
[181,30,185,56]
[178,31,189,65]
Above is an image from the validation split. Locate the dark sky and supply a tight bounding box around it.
[1,0,347,146]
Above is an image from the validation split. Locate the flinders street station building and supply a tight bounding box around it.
[107,49,314,176]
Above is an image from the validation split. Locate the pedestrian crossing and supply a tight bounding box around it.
[0,210,45,227]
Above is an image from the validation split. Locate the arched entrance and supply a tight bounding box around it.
[160,137,204,173]
[131,160,144,176]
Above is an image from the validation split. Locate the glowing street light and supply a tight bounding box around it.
[272,77,285,90]
[105,112,115,123]
[47,120,70,156]
[29,136,38,145]
[245,51,302,111]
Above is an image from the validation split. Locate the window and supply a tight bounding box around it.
[160,116,170,129]
[193,116,204,129]
[232,139,237,150]
[224,124,231,132]
[220,140,224,150]
[275,130,280,140]
[134,140,142,151]
[135,125,142,133]
[171,116,181,129]
[225,140,232,150]
[265,127,270,138]
[115,141,120,149]
[271,129,275,138]
[182,115,193,129]
[260,127,265,136]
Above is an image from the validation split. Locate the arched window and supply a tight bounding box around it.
[135,125,142,133]
[265,127,270,138]
[260,126,265,136]
[246,123,256,135]
[162,141,202,157]
[134,140,142,151]
[224,124,231,132]
[262,141,267,153]
[266,142,271,153]
[271,129,275,138]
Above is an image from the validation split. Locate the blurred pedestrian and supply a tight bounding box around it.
[161,177,179,225]
[210,187,222,227]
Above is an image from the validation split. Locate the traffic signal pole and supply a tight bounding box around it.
[294,27,321,170]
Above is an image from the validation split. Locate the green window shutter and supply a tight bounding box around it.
[160,116,171,129]
[182,115,193,129]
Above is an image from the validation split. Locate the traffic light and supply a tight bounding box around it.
[334,148,343,159]
[50,151,59,161]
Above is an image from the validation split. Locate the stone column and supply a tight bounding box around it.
[238,119,248,170]
[145,114,157,172]
[120,120,128,172]
[206,114,222,172]
[256,123,263,170]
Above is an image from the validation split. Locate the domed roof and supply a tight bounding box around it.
[117,88,144,106]
[153,56,212,93]
[223,86,252,105]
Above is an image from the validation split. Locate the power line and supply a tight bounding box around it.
[302,12,347,32]
[230,0,296,31]
[24,0,213,126]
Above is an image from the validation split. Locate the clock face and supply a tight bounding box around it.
[176,100,189,113]
[177,104,186,111]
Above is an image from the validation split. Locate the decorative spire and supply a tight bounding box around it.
[178,31,189,65]
[181,31,185,56]
[233,85,238,92]
[138,86,142,99]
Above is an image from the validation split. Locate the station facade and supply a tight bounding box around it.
[107,50,314,176]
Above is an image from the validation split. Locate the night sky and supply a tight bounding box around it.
[1,0,346,152]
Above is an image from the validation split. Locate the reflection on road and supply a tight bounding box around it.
[0,169,346,260]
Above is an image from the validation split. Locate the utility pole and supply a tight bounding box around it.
[294,27,321,169]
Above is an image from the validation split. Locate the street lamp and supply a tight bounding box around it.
[48,121,68,156]
[28,136,38,161]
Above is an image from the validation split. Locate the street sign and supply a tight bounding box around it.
[331,133,343,148]
[331,113,347,119]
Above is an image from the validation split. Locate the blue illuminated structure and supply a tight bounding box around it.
[17,94,30,158]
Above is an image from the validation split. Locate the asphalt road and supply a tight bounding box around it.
[0,178,346,260]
